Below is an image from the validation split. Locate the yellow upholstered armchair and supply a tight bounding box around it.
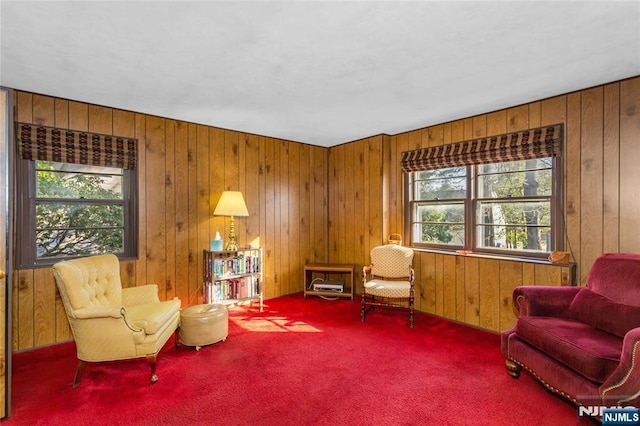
[361,244,415,327]
[52,254,181,387]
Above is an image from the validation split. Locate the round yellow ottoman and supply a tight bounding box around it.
[179,304,228,349]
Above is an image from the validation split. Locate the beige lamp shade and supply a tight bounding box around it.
[214,191,249,217]
[213,191,249,251]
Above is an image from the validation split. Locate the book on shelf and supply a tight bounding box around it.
[212,276,258,302]
[210,253,260,278]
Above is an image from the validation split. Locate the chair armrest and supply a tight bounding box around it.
[72,305,123,319]
[513,286,581,317]
[122,284,160,306]
[600,327,640,406]
[362,265,372,281]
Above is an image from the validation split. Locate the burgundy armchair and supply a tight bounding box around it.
[501,253,640,410]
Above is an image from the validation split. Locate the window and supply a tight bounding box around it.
[17,160,137,267]
[412,166,467,247]
[402,125,563,259]
[408,158,560,257]
[15,123,138,268]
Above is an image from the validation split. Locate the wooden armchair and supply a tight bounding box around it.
[361,244,415,327]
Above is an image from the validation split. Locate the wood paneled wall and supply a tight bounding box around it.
[11,92,328,351]
[9,76,640,349]
[328,76,640,332]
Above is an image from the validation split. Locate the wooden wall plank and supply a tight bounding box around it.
[33,268,55,346]
[173,121,190,304]
[245,134,262,249]
[472,115,487,138]
[187,123,199,302]
[32,94,54,126]
[486,110,506,136]
[478,259,499,330]
[566,93,582,281]
[507,105,529,132]
[464,257,480,326]
[298,143,311,272]
[343,142,356,265]
[264,138,276,298]
[368,137,383,249]
[134,113,148,286]
[312,146,328,263]
[145,117,168,295]
[619,78,640,253]
[16,271,34,350]
[278,141,290,293]
[451,120,464,143]
[417,252,437,313]
[541,96,566,126]
[603,84,620,253]
[434,254,444,316]
[209,128,225,250]
[88,105,112,134]
[68,101,88,131]
[164,120,177,300]
[288,143,300,294]
[499,261,522,331]
[196,126,211,297]
[442,255,457,320]
[580,87,604,283]
[354,141,366,273]
[455,256,465,322]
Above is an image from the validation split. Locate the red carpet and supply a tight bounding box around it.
[6,293,590,425]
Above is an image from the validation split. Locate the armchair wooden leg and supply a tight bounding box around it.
[409,290,415,328]
[409,304,414,328]
[146,354,159,384]
[505,359,521,378]
[73,360,87,388]
[361,293,366,322]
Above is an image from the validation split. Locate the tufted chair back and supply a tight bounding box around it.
[54,254,123,314]
[370,244,414,279]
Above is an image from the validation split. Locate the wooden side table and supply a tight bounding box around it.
[304,263,355,301]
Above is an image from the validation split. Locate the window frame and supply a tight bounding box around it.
[16,158,138,268]
[404,156,564,259]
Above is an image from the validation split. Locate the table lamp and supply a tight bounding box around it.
[213,191,249,251]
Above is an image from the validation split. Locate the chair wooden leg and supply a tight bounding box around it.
[505,359,521,378]
[409,289,415,328]
[409,305,414,328]
[146,354,159,384]
[73,360,86,388]
[361,293,366,322]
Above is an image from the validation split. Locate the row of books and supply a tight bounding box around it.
[206,276,259,302]
[208,253,260,278]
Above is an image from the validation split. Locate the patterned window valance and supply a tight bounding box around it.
[400,124,563,172]
[17,122,137,169]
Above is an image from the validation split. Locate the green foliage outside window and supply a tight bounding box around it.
[412,158,554,254]
[35,161,125,258]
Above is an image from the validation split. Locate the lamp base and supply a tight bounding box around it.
[225,241,239,251]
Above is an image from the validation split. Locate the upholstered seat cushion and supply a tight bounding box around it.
[126,299,181,335]
[363,279,411,298]
[515,316,623,383]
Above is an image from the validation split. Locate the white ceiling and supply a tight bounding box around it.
[1,1,639,147]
